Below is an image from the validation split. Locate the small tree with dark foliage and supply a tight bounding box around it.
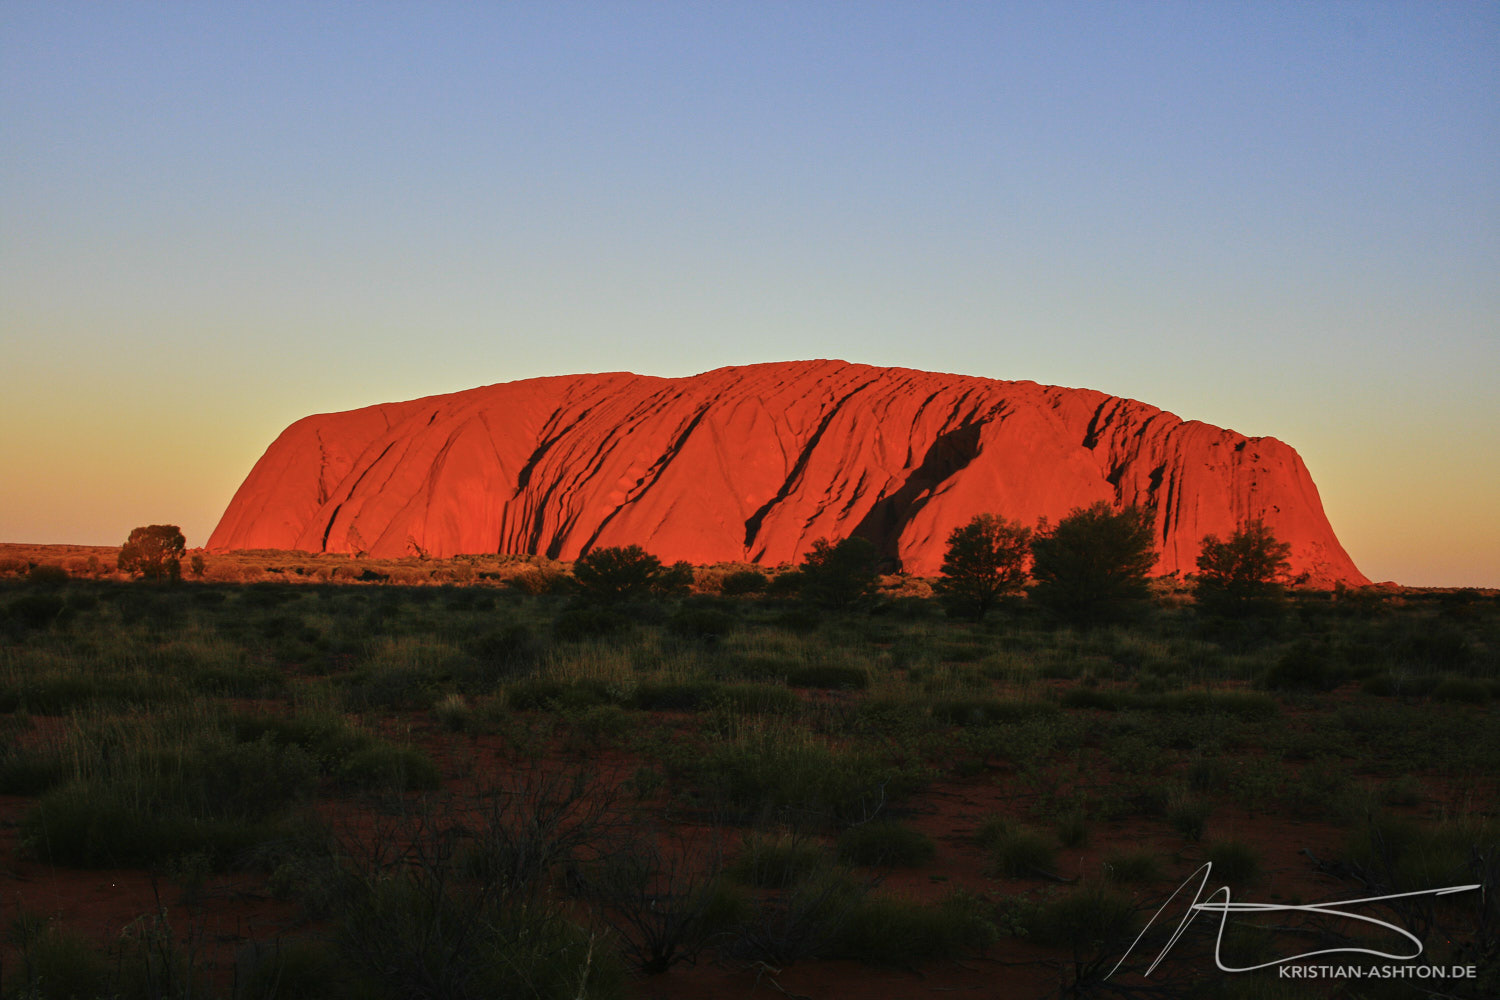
[1195,519,1292,615]
[118,524,186,582]
[1029,503,1156,625]
[938,514,1032,622]
[572,545,678,603]
[798,536,880,610]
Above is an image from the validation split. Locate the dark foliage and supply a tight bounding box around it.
[798,536,879,610]
[1028,502,1156,625]
[1195,518,1292,615]
[118,524,187,581]
[937,514,1031,621]
[572,545,679,603]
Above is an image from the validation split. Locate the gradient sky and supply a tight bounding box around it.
[2,2,1496,586]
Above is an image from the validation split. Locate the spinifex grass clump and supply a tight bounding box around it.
[689,719,928,828]
[825,890,999,966]
[1014,882,1140,950]
[728,830,833,888]
[19,703,436,868]
[837,819,936,867]
[977,817,1057,878]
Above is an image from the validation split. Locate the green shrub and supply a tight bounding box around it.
[553,606,631,641]
[1205,839,1262,887]
[728,831,832,888]
[572,545,675,603]
[1055,809,1091,849]
[336,866,625,1000]
[931,698,1059,726]
[1028,503,1156,626]
[1153,690,1277,719]
[1104,849,1164,883]
[433,692,473,732]
[668,605,737,641]
[1020,883,1139,950]
[798,537,879,610]
[978,819,1055,878]
[507,677,617,711]
[715,683,800,715]
[8,592,67,630]
[829,890,998,964]
[235,937,347,1000]
[1263,641,1340,692]
[9,920,113,1000]
[837,820,936,867]
[693,726,925,827]
[1194,520,1291,614]
[26,564,71,586]
[118,524,187,581]
[1432,674,1490,703]
[228,710,373,770]
[1059,687,1127,710]
[0,744,69,795]
[22,779,319,868]
[938,514,1031,622]
[337,744,441,792]
[468,623,541,678]
[784,663,869,690]
[1167,796,1211,841]
[631,681,722,711]
[1344,814,1497,892]
[720,570,769,595]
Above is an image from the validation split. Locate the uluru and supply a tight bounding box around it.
[208,360,1368,586]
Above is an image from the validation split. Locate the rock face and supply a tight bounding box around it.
[208,361,1367,585]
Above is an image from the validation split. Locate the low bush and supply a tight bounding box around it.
[631,680,722,711]
[1263,642,1341,692]
[931,698,1059,727]
[468,623,541,679]
[337,743,441,792]
[22,779,320,868]
[837,820,936,867]
[828,890,998,965]
[1205,839,1262,887]
[1104,849,1164,883]
[1017,882,1139,950]
[1167,795,1211,841]
[1432,674,1491,703]
[692,726,925,828]
[234,937,347,1000]
[8,919,113,1000]
[977,819,1056,878]
[728,831,832,888]
[720,569,769,595]
[668,605,737,642]
[784,663,869,690]
[715,683,801,716]
[507,677,618,711]
[554,606,632,641]
[8,592,67,630]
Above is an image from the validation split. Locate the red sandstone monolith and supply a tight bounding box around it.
[208,361,1367,586]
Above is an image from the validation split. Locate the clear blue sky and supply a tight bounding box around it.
[3,2,1496,585]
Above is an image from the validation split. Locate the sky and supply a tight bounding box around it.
[2,2,1496,587]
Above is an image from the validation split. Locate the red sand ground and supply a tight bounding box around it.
[3,694,1440,1000]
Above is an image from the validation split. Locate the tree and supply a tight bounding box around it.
[798,536,879,610]
[938,514,1032,621]
[118,524,186,581]
[572,545,675,603]
[1028,502,1156,625]
[1194,519,1292,614]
